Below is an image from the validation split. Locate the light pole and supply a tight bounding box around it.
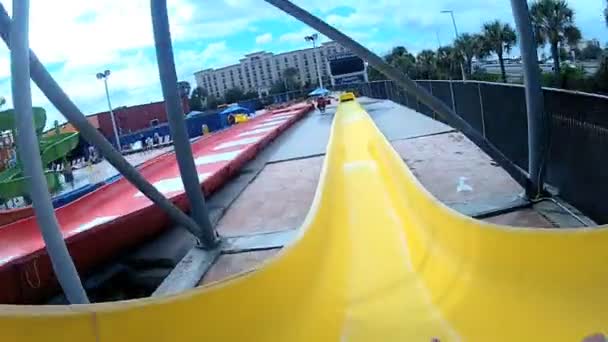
[441,10,467,80]
[96,70,121,149]
[304,33,323,88]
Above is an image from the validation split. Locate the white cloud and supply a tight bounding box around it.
[255,33,273,44]
[279,27,319,43]
[177,41,242,73]
[326,11,383,29]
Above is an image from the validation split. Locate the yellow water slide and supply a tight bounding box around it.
[2,98,607,341]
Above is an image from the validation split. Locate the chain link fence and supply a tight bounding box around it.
[334,80,608,224]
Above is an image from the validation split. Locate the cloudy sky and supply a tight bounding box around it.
[0,0,605,128]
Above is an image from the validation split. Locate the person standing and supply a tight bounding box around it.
[63,160,74,188]
[316,96,327,114]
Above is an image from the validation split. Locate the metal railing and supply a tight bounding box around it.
[336,79,608,224]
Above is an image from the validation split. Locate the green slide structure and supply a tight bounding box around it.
[0,107,79,199]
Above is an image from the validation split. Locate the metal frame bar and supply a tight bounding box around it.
[449,80,457,112]
[10,0,88,304]
[477,82,487,138]
[510,0,549,198]
[263,0,529,188]
[150,0,218,248]
[0,3,206,241]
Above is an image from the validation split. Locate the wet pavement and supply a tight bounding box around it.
[268,98,453,163]
[360,97,454,141]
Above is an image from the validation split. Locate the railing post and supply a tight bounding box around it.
[10,0,88,304]
[415,82,422,113]
[449,80,457,112]
[428,81,436,119]
[151,0,218,248]
[477,82,487,138]
[510,0,548,198]
[383,80,389,99]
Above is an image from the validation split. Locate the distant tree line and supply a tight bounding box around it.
[368,0,608,95]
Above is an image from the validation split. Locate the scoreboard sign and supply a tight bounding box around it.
[333,74,366,85]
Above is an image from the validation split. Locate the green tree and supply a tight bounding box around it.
[281,67,299,90]
[436,46,462,79]
[454,33,488,77]
[367,66,387,81]
[269,80,287,94]
[385,46,414,64]
[482,20,517,82]
[580,39,603,60]
[243,91,259,99]
[384,46,417,77]
[224,87,245,103]
[416,50,437,79]
[595,52,608,93]
[530,0,581,76]
[206,94,219,110]
[189,86,207,111]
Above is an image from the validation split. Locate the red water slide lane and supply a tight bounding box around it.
[0,207,33,227]
[0,103,312,304]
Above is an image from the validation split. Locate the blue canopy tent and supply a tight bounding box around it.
[308,87,329,96]
[219,105,254,126]
[220,105,254,116]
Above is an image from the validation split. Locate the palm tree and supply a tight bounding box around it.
[530,0,581,75]
[416,50,437,79]
[384,46,415,64]
[384,46,417,77]
[454,33,488,77]
[189,86,208,111]
[482,20,517,82]
[605,0,608,27]
[436,46,463,80]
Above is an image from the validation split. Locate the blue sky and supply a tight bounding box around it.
[0,0,605,128]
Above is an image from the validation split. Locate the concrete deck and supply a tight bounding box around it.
[198,97,579,286]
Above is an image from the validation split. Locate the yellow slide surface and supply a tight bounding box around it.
[2,98,607,341]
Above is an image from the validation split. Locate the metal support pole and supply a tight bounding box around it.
[442,10,467,81]
[102,77,121,149]
[0,3,206,241]
[313,39,323,89]
[10,0,88,304]
[510,0,548,198]
[264,0,529,188]
[151,0,217,248]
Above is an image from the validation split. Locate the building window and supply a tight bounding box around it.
[150,119,159,127]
